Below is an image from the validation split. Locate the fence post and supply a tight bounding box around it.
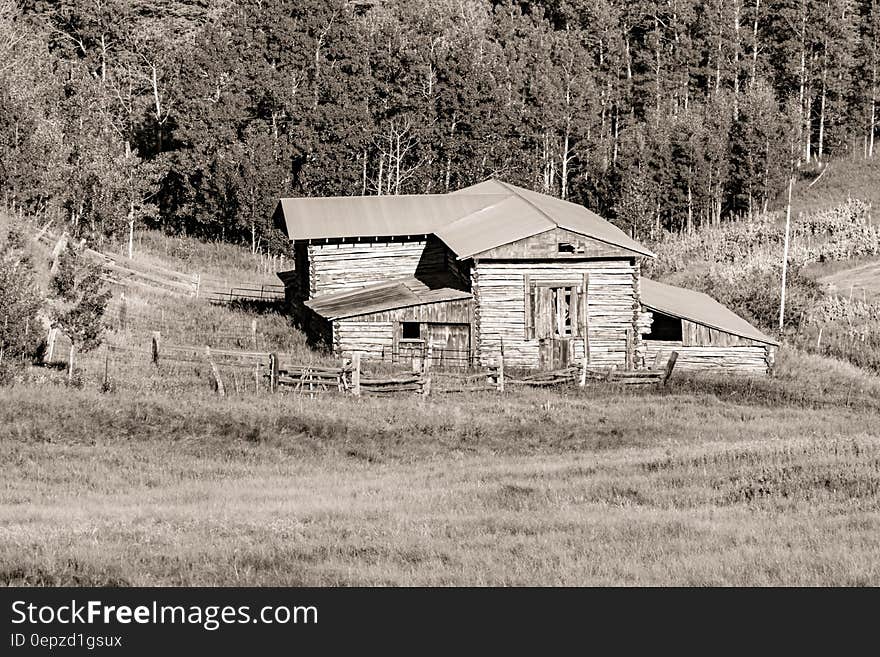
[206,346,226,396]
[102,345,110,391]
[119,291,127,331]
[579,354,588,388]
[251,319,258,349]
[662,351,679,386]
[151,331,161,367]
[605,364,617,382]
[46,327,57,362]
[269,352,279,393]
[254,363,261,393]
[652,351,664,370]
[352,353,361,396]
[625,328,633,371]
[422,344,433,396]
[67,342,75,384]
[339,359,348,392]
[497,352,504,393]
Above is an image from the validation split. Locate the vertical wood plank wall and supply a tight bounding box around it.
[474,259,640,368]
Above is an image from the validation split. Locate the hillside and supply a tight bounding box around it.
[788,158,880,219]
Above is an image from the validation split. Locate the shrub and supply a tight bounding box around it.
[0,226,44,364]
[678,261,822,333]
[48,244,111,373]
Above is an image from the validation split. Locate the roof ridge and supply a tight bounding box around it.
[494,180,561,229]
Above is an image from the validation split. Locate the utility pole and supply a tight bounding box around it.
[779,174,794,332]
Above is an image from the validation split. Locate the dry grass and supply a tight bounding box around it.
[114,229,284,284]
[787,156,880,218]
[3,347,880,586]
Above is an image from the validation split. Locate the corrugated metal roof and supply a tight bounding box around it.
[275,194,505,240]
[305,276,472,320]
[275,179,654,258]
[435,194,556,257]
[640,278,779,345]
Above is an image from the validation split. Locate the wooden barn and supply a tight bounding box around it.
[273,179,775,375]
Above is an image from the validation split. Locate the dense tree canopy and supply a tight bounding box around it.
[2,0,879,249]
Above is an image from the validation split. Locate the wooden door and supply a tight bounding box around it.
[539,337,571,369]
[426,323,470,369]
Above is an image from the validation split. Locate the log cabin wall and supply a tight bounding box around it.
[331,299,474,362]
[473,258,640,368]
[644,341,775,375]
[305,235,467,299]
[640,310,775,375]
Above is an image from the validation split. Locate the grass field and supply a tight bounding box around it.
[3,348,880,586]
[811,258,880,305]
[788,157,880,218]
[5,190,880,586]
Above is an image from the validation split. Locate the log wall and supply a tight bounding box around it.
[306,235,467,298]
[333,320,395,360]
[474,259,640,368]
[644,341,774,375]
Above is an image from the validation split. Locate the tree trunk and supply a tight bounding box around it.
[818,57,827,160]
[797,0,807,164]
[128,201,135,260]
[870,63,877,158]
[750,0,761,87]
[733,0,741,119]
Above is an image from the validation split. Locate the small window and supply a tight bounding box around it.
[402,322,421,340]
[558,242,576,253]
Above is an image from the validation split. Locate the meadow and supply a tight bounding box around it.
[2,348,880,586]
[5,188,880,586]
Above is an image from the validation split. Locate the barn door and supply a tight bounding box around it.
[535,285,577,369]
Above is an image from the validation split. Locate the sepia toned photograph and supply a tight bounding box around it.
[2,0,880,593]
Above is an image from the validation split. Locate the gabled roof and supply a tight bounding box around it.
[274,179,654,259]
[640,278,779,346]
[305,276,471,320]
[445,180,653,258]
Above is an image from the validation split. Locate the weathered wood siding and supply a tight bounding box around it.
[333,320,394,360]
[473,228,640,260]
[680,319,767,347]
[644,341,774,375]
[474,259,640,368]
[331,298,474,362]
[306,235,467,298]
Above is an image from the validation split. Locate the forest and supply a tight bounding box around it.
[1,0,879,251]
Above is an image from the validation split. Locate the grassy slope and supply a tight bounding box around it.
[788,157,880,218]
[6,187,880,585]
[3,349,880,585]
[788,158,880,302]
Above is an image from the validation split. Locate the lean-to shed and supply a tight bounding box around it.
[639,278,778,374]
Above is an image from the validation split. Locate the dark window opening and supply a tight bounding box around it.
[645,312,683,341]
[401,322,421,340]
[558,242,575,253]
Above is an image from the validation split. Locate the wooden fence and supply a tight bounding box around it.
[48,326,678,399]
[37,230,284,305]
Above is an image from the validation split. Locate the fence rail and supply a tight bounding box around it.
[37,230,286,305]
[46,327,679,399]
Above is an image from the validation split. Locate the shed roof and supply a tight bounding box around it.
[640,278,779,346]
[274,179,654,259]
[304,276,471,321]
